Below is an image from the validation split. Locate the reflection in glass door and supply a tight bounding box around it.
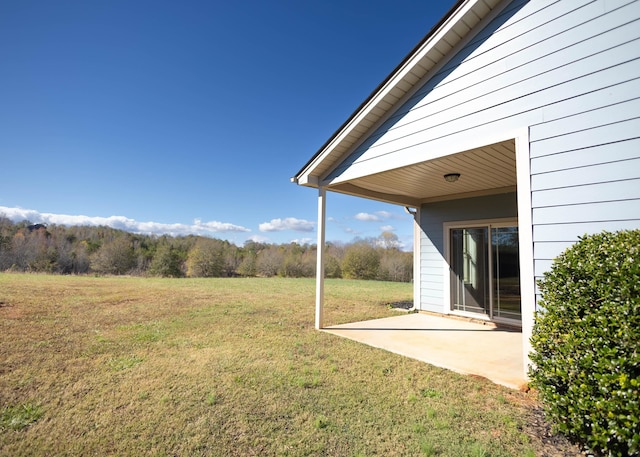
[492,227,521,320]
[450,224,521,322]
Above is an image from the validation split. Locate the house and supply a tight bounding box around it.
[292,0,640,375]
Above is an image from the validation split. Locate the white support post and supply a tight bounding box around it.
[515,129,535,381]
[315,187,326,329]
[412,208,421,311]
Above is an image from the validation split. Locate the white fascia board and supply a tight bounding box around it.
[293,175,319,187]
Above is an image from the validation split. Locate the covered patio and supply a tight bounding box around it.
[292,0,538,390]
[324,312,526,390]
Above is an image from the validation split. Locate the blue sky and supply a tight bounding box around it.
[0,0,455,250]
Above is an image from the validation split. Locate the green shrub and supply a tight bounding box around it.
[529,230,640,456]
[341,242,380,280]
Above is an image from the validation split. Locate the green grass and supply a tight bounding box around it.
[0,273,558,456]
[1,403,43,431]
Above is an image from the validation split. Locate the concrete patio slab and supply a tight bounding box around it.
[324,312,526,390]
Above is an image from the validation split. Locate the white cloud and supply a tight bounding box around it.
[380,225,395,232]
[354,210,406,222]
[259,217,314,232]
[290,237,314,245]
[0,206,250,237]
[247,234,271,243]
[193,219,250,232]
[354,212,381,222]
[381,210,408,221]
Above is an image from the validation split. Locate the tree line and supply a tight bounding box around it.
[0,217,413,282]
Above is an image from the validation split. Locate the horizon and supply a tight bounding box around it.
[0,205,408,249]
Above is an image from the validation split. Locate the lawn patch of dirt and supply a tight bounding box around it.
[387,300,414,310]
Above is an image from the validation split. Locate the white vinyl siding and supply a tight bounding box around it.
[530,123,640,280]
[527,3,640,281]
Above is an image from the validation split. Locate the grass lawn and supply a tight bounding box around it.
[0,274,576,456]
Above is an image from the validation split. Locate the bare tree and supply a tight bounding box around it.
[256,246,284,277]
[377,231,401,250]
[379,250,413,282]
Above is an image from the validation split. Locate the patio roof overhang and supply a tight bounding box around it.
[323,140,518,208]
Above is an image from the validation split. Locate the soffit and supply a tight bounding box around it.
[329,140,516,206]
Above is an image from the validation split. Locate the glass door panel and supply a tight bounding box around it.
[450,228,489,316]
[492,227,521,321]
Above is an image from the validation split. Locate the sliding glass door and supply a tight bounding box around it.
[449,223,521,323]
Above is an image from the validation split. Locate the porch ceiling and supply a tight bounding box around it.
[328,139,517,207]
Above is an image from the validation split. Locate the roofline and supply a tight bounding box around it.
[292,0,467,182]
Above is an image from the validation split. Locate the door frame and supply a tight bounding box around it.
[443,217,522,327]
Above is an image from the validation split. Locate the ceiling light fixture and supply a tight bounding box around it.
[444,173,461,183]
